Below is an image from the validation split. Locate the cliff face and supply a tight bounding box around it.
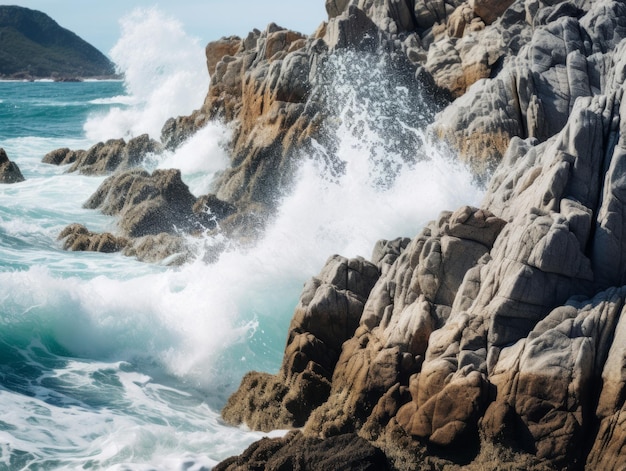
[0,6,115,79]
[210,0,626,470]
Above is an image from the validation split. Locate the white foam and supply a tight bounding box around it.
[156,121,232,196]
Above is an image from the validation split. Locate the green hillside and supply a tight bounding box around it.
[0,6,116,79]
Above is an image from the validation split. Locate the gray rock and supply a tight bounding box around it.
[484,286,626,467]
[434,0,626,168]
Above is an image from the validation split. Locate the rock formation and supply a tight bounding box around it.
[43,134,163,175]
[43,0,626,465]
[0,148,25,183]
[213,0,626,470]
[56,168,240,265]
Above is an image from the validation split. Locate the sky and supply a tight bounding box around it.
[2,1,328,55]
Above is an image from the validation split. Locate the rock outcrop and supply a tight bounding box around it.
[434,0,626,170]
[215,1,626,470]
[0,148,25,183]
[214,431,389,471]
[43,134,163,175]
[57,168,238,264]
[42,0,626,465]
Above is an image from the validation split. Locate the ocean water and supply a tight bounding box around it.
[0,9,483,471]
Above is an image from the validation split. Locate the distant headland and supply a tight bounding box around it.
[0,6,117,81]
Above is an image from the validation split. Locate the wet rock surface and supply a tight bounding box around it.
[43,134,163,175]
[0,148,25,183]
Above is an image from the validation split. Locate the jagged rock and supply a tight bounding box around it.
[162,6,439,244]
[42,147,79,165]
[42,134,163,175]
[470,0,516,25]
[215,0,626,470]
[586,297,626,471]
[214,430,389,471]
[304,207,505,438]
[123,233,195,265]
[324,5,385,51]
[58,223,193,265]
[193,193,237,222]
[205,36,241,76]
[0,148,25,183]
[222,255,379,431]
[84,168,200,238]
[483,286,626,468]
[58,223,127,253]
[326,0,350,18]
[434,0,626,168]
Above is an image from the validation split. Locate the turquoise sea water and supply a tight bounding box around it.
[0,11,484,471]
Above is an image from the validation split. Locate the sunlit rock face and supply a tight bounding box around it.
[215,1,626,470]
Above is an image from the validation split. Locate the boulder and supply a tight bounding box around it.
[0,148,25,183]
[58,224,127,253]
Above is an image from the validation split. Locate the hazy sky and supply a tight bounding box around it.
[2,1,328,55]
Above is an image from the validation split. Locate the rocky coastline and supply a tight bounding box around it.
[33,0,626,469]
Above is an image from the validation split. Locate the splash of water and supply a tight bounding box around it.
[83,8,209,142]
[0,18,485,468]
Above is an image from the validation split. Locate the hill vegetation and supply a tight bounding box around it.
[0,6,116,80]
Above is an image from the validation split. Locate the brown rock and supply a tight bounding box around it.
[85,168,199,238]
[222,255,379,431]
[43,134,162,175]
[205,36,241,76]
[484,286,626,468]
[58,223,127,253]
[470,0,515,25]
